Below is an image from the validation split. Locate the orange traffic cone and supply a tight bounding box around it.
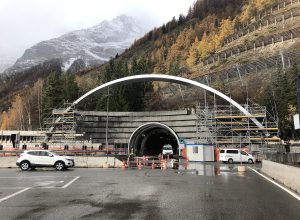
[121,160,126,170]
[138,161,143,170]
[151,159,155,170]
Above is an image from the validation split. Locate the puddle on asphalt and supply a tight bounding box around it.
[176,160,246,177]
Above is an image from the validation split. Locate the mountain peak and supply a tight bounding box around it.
[4,15,148,75]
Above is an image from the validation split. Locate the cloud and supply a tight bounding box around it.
[0,0,195,59]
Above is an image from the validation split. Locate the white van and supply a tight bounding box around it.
[220,149,255,164]
[162,144,173,157]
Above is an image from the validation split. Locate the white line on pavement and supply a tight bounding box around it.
[248,167,300,202]
[0,187,31,203]
[62,176,80,188]
[43,176,80,189]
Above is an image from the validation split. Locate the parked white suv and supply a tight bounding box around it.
[220,149,255,164]
[16,150,75,171]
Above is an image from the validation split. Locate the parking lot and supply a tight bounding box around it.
[0,164,300,219]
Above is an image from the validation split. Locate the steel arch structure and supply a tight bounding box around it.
[71,74,263,128]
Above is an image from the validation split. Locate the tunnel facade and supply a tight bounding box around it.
[76,109,202,156]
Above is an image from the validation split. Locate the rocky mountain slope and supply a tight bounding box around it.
[3,15,148,74]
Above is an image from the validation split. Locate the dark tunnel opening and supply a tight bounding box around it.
[129,124,179,156]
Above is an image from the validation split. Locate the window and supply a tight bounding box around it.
[227,150,238,154]
[27,151,38,156]
[39,151,49,156]
[220,150,225,153]
[241,151,247,155]
[193,146,198,154]
[64,145,69,150]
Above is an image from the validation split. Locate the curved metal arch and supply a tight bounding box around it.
[71,74,263,128]
[128,122,180,154]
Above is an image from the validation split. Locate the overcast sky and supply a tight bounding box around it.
[0,0,195,61]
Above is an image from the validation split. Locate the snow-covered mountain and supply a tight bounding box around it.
[0,58,15,73]
[3,15,149,74]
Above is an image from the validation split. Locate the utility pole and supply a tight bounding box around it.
[105,87,110,161]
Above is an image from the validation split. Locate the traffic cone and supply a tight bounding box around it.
[138,161,142,170]
[151,159,155,170]
[121,160,126,170]
[163,160,167,170]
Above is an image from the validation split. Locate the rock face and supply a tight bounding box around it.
[4,15,148,74]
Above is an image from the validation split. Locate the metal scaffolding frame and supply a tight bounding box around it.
[195,100,280,150]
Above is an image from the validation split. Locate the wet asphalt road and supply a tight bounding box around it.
[0,163,300,220]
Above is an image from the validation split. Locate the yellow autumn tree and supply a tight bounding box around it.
[215,19,235,48]
[253,0,274,11]
[166,27,195,71]
[198,32,216,59]
[0,111,9,130]
[187,37,200,66]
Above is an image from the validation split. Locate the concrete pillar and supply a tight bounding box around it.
[275,17,277,25]
[272,38,274,44]
[262,41,265,48]
[284,1,286,8]
[291,33,293,41]
[281,35,284,42]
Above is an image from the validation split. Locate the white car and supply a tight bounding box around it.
[220,149,255,164]
[16,150,75,171]
[162,144,173,157]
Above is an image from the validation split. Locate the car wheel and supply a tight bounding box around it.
[228,158,233,164]
[20,161,30,171]
[55,161,65,171]
[248,159,254,164]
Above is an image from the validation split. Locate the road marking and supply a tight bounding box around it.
[61,176,80,188]
[248,167,300,202]
[43,176,80,189]
[0,187,31,203]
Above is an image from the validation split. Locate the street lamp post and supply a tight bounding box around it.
[105,87,110,161]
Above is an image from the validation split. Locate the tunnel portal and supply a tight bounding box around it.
[129,123,179,156]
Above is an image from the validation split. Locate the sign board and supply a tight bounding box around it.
[294,114,300,130]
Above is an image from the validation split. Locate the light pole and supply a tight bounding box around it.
[105,87,110,161]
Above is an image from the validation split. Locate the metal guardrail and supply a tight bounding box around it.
[0,150,128,157]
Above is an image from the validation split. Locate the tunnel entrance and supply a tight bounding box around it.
[128,123,179,156]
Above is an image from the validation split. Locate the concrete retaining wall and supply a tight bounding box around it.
[0,156,122,168]
[261,160,300,193]
[264,153,300,164]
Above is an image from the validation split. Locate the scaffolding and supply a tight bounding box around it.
[195,101,280,150]
[42,102,78,143]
